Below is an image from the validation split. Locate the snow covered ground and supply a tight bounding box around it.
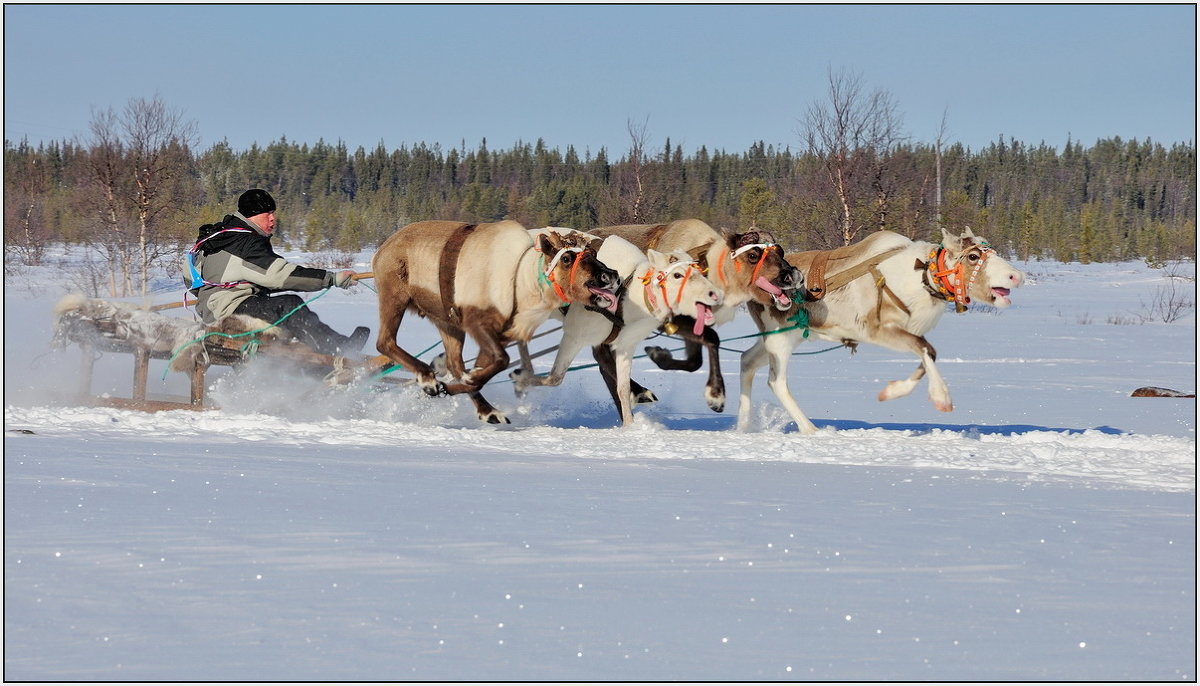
[4,247,1195,681]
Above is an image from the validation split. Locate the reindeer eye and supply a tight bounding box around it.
[672,271,683,279]
[748,249,761,261]
[967,252,980,262]
[562,253,575,265]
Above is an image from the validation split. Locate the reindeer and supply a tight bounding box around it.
[371,220,620,424]
[587,219,802,413]
[511,233,724,426]
[736,227,1025,434]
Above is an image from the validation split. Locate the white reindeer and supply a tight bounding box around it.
[737,227,1025,434]
[512,234,723,426]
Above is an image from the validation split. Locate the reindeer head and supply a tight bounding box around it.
[724,230,803,311]
[937,227,1025,309]
[645,249,724,335]
[536,230,620,313]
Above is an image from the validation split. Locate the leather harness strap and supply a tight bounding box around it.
[869,264,912,318]
[439,223,477,323]
[805,251,831,301]
[806,245,906,301]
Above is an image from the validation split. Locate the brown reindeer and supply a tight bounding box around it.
[371,220,620,424]
[588,219,803,413]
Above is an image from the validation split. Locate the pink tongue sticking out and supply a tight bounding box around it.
[755,276,791,307]
[693,302,715,336]
[590,287,619,313]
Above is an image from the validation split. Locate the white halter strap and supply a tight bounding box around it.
[542,246,584,277]
[729,242,773,260]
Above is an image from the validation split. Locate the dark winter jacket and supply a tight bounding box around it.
[187,212,337,325]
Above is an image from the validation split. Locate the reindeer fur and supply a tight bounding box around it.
[371,220,620,424]
[737,228,1026,434]
[512,234,723,426]
[588,219,802,413]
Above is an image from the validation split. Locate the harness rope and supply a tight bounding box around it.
[160,287,333,379]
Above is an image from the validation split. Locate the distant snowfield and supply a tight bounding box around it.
[4,251,1195,681]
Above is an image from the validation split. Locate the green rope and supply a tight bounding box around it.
[721,309,810,343]
[369,339,444,380]
[159,288,332,380]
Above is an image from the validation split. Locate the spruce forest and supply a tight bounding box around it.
[3,95,1195,299]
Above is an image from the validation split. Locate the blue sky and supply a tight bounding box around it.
[4,4,1196,157]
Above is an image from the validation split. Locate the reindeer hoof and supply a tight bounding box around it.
[935,401,954,413]
[509,369,528,395]
[483,413,511,425]
[634,389,658,404]
[418,379,447,398]
[705,392,726,413]
[644,345,674,368]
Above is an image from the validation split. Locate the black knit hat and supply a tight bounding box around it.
[238,189,276,217]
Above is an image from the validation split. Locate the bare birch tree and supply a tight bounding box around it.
[125,96,198,294]
[3,141,51,266]
[79,94,197,297]
[82,106,135,296]
[625,116,650,223]
[803,67,905,246]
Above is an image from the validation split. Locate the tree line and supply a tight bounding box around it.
[4,96,1195,298]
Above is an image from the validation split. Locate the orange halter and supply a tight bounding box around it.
[716,243,777,289]
[540,246,585,303]
[927,242,993,312]
[641,261,699,314]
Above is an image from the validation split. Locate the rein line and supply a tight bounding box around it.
[160,287,334,379]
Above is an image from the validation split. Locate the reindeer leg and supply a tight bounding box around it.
[444,329,511,424]
[510,312,588,396]
[510,341,535,398]
[700,330,726,413]
[629,379,658,405]
[375,291,443,396]
[644,321,725,412]
[435,328,467,383]
[739,304,820,434]
[762,331,820,433]
[591,344,623,416]
[873,330,952,412]
[644,323,704,372]
[738,331,818,434]
[613,345,636,427]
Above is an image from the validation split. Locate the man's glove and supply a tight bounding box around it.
[333,270,356,288]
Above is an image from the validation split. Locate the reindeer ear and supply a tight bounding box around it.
[940,227,957,248]
[536,232,558,254]
[688,244,708,263]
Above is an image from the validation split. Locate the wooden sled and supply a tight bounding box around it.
[51,294,393,412]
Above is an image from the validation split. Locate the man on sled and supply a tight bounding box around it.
[187,189,369,355]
